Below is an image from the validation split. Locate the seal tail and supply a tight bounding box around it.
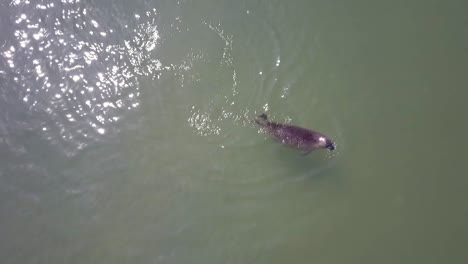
[255,113,269,126]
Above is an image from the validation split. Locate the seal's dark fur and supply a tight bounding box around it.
[255,113,335,154]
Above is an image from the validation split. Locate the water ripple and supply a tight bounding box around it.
[0,1,161,157]
[179,4,342,192]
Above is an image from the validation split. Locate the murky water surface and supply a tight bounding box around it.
[0,0,467,263]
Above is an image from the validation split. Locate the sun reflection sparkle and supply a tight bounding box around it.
[1,2,162,156]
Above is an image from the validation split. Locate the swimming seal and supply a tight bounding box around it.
[255,113,335,155]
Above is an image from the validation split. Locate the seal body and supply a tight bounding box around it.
[255,113,335,154]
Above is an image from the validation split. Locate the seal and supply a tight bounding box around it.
[255,113,335,155]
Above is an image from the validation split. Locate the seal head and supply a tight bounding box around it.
[317,135,335,151]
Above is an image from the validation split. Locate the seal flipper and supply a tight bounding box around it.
[255,113,269,126]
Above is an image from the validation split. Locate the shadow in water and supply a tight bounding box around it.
[272,144,344,184]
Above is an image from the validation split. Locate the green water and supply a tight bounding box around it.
[1,0,467,263]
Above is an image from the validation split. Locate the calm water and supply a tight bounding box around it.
[1,0,467,263]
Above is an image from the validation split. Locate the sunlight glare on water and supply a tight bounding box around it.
[1,0,166,157]
[0,0,467,264]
